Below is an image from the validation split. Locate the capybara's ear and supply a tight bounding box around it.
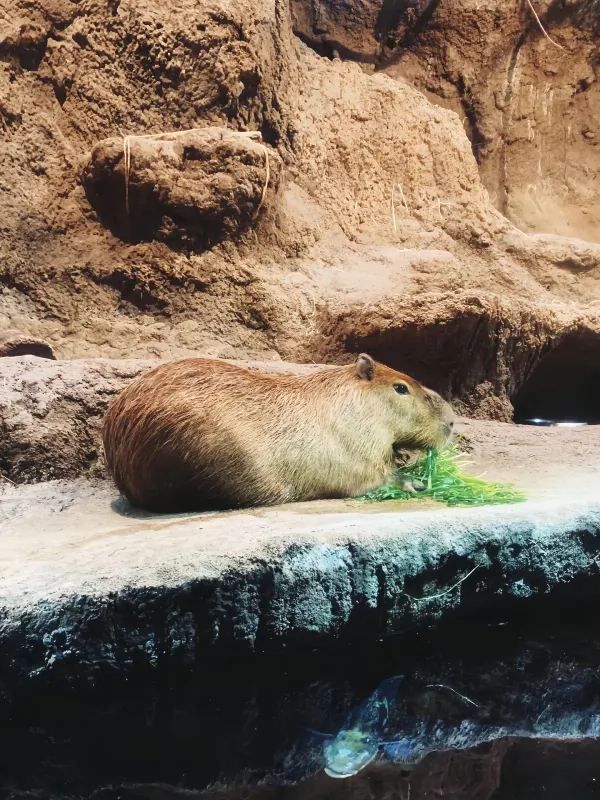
[356,353,375,381]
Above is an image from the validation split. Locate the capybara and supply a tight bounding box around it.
[102,354,454,512]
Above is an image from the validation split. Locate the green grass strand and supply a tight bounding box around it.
[359,446,526,507]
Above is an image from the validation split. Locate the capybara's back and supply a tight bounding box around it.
[102,355,454,512]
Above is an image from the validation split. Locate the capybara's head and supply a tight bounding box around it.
[352,353,454,451]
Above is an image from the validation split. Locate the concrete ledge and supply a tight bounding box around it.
[2,418,600,687]
[2,471,600,687]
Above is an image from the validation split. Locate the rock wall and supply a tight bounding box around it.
[292,0,600,242]
[1,0,600,420]
[2,473,600,687]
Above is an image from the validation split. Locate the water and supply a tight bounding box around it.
[3,613,600,799]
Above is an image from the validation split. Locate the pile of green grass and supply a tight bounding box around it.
[360,445,526,507]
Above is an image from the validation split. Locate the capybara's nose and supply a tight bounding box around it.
[444,421,454,437]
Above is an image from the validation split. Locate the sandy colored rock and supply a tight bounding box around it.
[0,0,301,360]
[82,128,282,246]
[0,357,152,483]
[0,0,599,421]
[0,328,55,358]
[384,0,600,242]
[292,0,600,242]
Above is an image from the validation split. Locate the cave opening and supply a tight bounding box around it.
[513,335,600,425]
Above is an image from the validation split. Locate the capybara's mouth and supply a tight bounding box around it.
[442,421,455,443]
[395,423,454,453]
[432,428,454,451]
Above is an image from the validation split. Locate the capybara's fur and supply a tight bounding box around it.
[102,354,454,512]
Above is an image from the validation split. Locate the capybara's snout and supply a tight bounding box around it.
[424,387,455,447]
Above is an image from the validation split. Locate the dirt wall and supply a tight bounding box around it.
[1,0,600,421]
[291,0,600,241]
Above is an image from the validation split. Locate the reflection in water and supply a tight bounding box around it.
[87,740,600,800]
[4,620,600,799]
[319,676,405,777]
[286,664,600,784]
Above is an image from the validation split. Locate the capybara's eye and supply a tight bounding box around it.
[394,383,410,395]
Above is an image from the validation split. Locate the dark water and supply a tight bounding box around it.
[3,614,600,800]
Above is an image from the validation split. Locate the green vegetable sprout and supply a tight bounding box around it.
[360,445,526,507]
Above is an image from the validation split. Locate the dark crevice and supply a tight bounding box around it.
[292,1,441,67]
[574,77,595,95]
[374,0,417,40]
[379,0,441,55]
[0,33,48,71]
[513,333,600,424]
[456,75,488,163]
[53,81,68,106]
[294,31,377,63]
[260,117,281,147]
[81,266,170,313]
[549,0,600,35]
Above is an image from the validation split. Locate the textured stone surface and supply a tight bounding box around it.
[291,0,600,242]
[0,356,154,482]
[82,129,282,246]
[1,421,600,687]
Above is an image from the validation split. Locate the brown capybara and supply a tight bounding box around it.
[102,354,454,512]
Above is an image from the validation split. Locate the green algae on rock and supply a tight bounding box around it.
[360,446,526,507]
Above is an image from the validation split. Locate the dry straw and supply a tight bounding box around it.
[405,565,482,605]
[525,0,566,51]
[391,182,410,232]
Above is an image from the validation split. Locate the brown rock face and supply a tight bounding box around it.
[0,329,55,358]
[317,291,600,421]
[1,0,600,425]
[81,129,281,246]
[315,294,558,421]
[291,0,600,242]
[290,0,438,60]
[0,358,151,483]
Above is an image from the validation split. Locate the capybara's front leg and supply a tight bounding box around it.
[392,446,425,493]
